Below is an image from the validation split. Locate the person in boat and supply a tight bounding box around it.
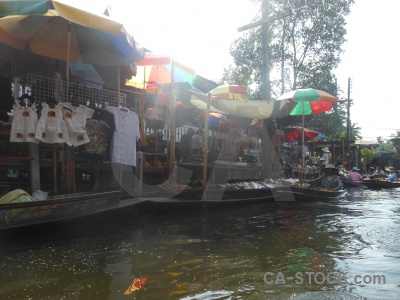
[321,147,330,170]
[347,167,363,183]
[305,163,343,191]
[386,167,398,182]
[371,165,386,178]
[368,166,374,174]
[179,127,194,162]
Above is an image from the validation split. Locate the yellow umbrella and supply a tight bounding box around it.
[0,0,137,68]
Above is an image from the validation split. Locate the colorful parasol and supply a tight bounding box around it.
[209,84,253,100]
[277,88,338,115]
[194,112,232,128]
[281,126,320,142]
[277,88,338,167]
[127,53,196,93]
[0,1,138,66]
[0,1,142,91]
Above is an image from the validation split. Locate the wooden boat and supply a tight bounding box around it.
[342,180,368,189]
[276,185,347,202]
[153,180,284,208]
[361,179,400,189]
[0,190,149,231]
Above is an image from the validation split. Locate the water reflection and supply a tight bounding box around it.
[1,189,400,299]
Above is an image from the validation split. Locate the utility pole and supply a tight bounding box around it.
[347,78,352,159]
[261,0,271,100]
[238,1,291,178]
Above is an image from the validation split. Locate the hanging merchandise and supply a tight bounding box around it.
[105,106,140,166]
[10,98,38,143]
[81,107,116,161]
[61,102,94,147]
[35,102,70,145]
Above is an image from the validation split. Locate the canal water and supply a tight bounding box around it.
[1,188,399,299]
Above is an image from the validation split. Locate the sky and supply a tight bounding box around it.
[73,0,400,142]
[109,0,260,82]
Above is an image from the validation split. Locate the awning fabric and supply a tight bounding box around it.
[186,90,296,120]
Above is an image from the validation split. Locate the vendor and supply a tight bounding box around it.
[305,163,342,191]
[386,166,398,182]
[372,165,386,177]
[191,129,204,154]
[179,127,194,162]
[347,167,363,183]
[321,147,330,168]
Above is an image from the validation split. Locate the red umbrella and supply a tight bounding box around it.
[282,126,319,142]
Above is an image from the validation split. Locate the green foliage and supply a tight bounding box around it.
[221,0,355,137]
[390,130,400,138]
[303,100,346,140]
[376,136,395,151]
[361,148,374,164]
[223,0,354,96]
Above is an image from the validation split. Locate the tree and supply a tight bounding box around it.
[306,102,347,140]
[361,148,374,165]
[376,136,394,151]
[390,130,400,138]
[350,123,362,140]
[223,0,354,97]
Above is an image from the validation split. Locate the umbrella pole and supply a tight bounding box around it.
[169,59,177,182]
[117,67,121,105]
[66,22,71,102]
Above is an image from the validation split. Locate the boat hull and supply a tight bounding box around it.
[0,190,147,230]
[153,185,280,208]
[342,180,368,189]
[276,186,347,202]
[362,180,400,189]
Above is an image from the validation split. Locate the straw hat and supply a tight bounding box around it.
[322,147,330,153]
[324,163,336,169]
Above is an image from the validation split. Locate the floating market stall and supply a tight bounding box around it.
[0,1,151,229]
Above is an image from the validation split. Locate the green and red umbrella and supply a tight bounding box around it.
[277,88,338,115]
[277,88,338,166]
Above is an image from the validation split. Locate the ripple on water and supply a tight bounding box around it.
[1,190,400,299]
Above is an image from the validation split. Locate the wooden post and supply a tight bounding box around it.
[169,60,177,182]
[29,143,40,192]
[53,144,58,195]
[136,151,143,197]
[202,94,211,195]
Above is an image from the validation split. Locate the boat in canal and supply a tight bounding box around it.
[341,180,368,189]
[361,179,400,189]
[151,179,286,207]
[0,190,149,231]
[276,185,347,202]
